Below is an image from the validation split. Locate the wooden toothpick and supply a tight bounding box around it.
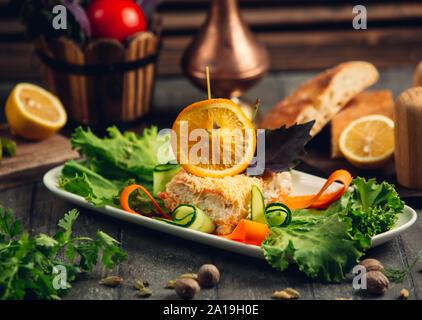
[206,66,211,100]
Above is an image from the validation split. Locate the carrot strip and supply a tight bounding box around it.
[276,169,353,210]
[120,184,170,218]
[217,219,269,246]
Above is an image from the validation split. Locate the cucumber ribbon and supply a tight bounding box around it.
[152,204,197,227]
[265,203,292,228]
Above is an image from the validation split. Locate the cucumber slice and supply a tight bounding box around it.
[153,204,216,234]
[264,203,292,227]
[250,185,266,224]
[153,162,182,196]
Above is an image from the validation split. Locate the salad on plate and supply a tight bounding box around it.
[58,97,406,282]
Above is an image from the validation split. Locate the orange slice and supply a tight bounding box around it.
[339,115,394,169]
[5,83,67,140]
[172,98,256,177]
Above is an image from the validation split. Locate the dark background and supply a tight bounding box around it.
[1,0,422,80]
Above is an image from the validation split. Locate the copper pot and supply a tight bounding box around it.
[182,0,270,98]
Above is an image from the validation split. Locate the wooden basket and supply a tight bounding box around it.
[33,16,162,125]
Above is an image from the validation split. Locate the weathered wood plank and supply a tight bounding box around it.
[395,199,422,300]
[117,219,217,300]
[213,249,316,300]
[0,124,79,191]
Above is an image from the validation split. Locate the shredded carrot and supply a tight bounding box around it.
[120,184,170,218]
[217,219,269,246]
[219,169,353,246]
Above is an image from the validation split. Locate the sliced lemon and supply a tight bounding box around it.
[339,115,394,169]
[172,98,256,178]
[5,83,67,140]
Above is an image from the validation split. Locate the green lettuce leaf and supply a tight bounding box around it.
[261,211,363,282]
[70,126,174,182]
[59,126,172,208]
[59,159,126,207]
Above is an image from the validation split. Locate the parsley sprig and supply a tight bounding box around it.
[0,206,127,300]
[382,255,421,283]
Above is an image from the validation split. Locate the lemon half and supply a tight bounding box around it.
[5,83,67,140]
[339,114,394,169]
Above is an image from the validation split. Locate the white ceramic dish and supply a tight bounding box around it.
[43,165,417,259]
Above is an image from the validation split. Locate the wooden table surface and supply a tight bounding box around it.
[1,68,421,300]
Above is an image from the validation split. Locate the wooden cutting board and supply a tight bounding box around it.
[0,124,78,190]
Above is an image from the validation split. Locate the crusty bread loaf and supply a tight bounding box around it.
[331,90,394,158]
[259,61,379,136]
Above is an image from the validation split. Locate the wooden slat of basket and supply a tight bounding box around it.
[145,33,158,114]
[47,38,72,120]
[85,39,125,124]
[123,35,140,122]
[122,31,159,122]
[134,33,148,118]
[33,36,57,96]
[53,37,89,124]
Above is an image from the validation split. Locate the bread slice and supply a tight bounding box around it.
[259,61,379,136]
[330,90,394,158]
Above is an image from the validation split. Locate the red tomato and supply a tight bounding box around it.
[87,0,147,42]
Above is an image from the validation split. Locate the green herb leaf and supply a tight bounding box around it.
[0,206,126,300]
[382,254,421,283]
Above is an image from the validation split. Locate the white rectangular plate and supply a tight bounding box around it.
[43,165,417,259]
